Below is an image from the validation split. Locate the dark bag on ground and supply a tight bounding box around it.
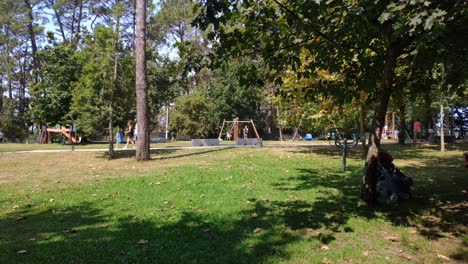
[375,152,413,204]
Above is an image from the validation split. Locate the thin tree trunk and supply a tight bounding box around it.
[0,77,3,113]
[135,0,150,160]
[361,45,398,208]
[19,52,28,115]
[5,29,13,99]
[8,75,12,100]
[398,105,406,145]
[24,0,40,71]
[75,0,83,46]
[69,0,77,46]
[108,1,122,159]
[359,102,367,156]
[132,0,137,51]
[49,0,67,42]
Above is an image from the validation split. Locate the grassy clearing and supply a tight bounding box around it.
[0,144,466,263]
[0,139,336,152]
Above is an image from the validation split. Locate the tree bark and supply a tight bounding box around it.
[359,102,367,156]
[19,52,27,115]
[49,0,67,42]
[0,77,3,113]
[24,0,41,71]
[361,44,398,207]
[135,0,150,160]
[398,104,406,145]
[108,1,122,160]
[69,0,77,46]
[74,0,84,47]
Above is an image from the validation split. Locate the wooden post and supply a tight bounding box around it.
[233,117,239,141]
[251,119,260,139]
[218,119,225,139]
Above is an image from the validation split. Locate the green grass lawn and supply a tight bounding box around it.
[0,144,466,263]
[0,139,334,152]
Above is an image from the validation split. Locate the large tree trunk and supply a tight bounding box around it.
[361,45,398,207]
[135,0,150,160]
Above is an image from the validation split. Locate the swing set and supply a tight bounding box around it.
[218,118,260,141]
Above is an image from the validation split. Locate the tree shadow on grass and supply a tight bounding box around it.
[287,144,467,261]
[96,147,233,160]
[1,202,299,263]
[267,156,467,261]
[259,165,374,245]
[382,158,467,237]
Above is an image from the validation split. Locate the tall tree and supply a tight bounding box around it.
[135,0,150,160]
[195,0,466,207]
[29,44,79,125]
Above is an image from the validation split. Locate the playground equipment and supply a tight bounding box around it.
[218,118,262,146]
[327,127,361,147]
[219,118,260,140]
[37,125,79,144]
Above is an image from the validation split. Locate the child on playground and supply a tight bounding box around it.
[123,119,135,149]
[115,128,124,149]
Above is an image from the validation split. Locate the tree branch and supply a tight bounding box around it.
[272,0,363,52]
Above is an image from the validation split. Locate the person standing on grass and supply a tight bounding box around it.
[243,125,249,139]
[393,128,399,140]
[133,120,138,149]
[413,119,422,142]
[123,119,135,149]
[115,128,124,149]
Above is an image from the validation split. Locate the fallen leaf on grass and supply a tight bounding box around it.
[384,234,399,241]
[64,228,77,233]
[437,253,450,262]
[17,250,28,254]
[202,228,210,233]
[137,239,149,245]
[322,257,331,264]
[362,251,369,256]
[15,216,26,221]
[49,199,54,202]
[251,213,258,218]
[12,204,19,209]
[253,227,262,233]
[304,228,321,237]
[99,224,109,228]
[320,245,330,250]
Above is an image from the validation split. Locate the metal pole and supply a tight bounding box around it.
[342,138,347,171]
[165,104,169,140]
[440,103,445,152]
